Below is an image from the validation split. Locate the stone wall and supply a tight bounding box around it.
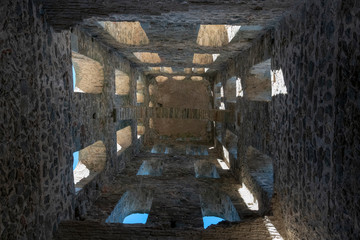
[0,0,145,238]
[149,77,212,141]
[270,0,360,239]
[0,0,73,238]
[212,30,271,180]
[70,26,145,218]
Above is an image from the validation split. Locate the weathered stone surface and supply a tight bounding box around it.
[1,0,359,239]
[0,0,73,238]
[270,1,360,239]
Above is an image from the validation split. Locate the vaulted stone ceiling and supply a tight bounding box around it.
[45,0,298,81]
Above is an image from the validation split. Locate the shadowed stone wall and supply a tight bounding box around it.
[70,26,146,219]
[212,29,272,180]
[0,0,145,238]
[270,0,360,239]
[212,1,359,239]
[149,78,212,141]
[0,0,73,238]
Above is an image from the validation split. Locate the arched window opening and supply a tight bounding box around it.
[115,69,130,95]
[203,216,225,229]
[106,189,153,224]
[271,68,287,96]
[72,51,104,94]
[194,160,220,178]
[244,59,271,101]
[263,216,284,240]
[137,159,163,176]
[241,146,274,214]
[200,190,240,229]
[73,141,106,191]
[116,126,132,155]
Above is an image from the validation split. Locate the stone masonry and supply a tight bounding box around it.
[0,0,359,239]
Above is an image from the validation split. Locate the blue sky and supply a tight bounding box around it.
[72,65,76,90]
[73,151,79,170]
[203,216,224,229]
[123,213,148,224]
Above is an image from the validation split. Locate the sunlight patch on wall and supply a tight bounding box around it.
[225,25,241,43]
[271,69,287,96]
[238,183,259,211]
[117,144,122,152]
[217,158,230,170]
[212,54,220,61]
[236,77,243,97]
[73,162,90,184]
[264,216,284,240]
[219,102,225,110]
[223,145,230,163]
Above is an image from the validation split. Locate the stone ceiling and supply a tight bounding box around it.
[44,0,299,80]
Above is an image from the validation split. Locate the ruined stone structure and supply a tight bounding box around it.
[1,0,359,239]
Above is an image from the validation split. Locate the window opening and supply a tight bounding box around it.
[116,126,132,155]
[106,189,153,224]
[73,141,106,191]
[72,51,104,94]
[245,59,272,101]
[200,190,240,229]
[115,69,130,95]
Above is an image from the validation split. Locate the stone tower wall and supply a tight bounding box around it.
[271,0,360,239]
[0,0,73,238]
